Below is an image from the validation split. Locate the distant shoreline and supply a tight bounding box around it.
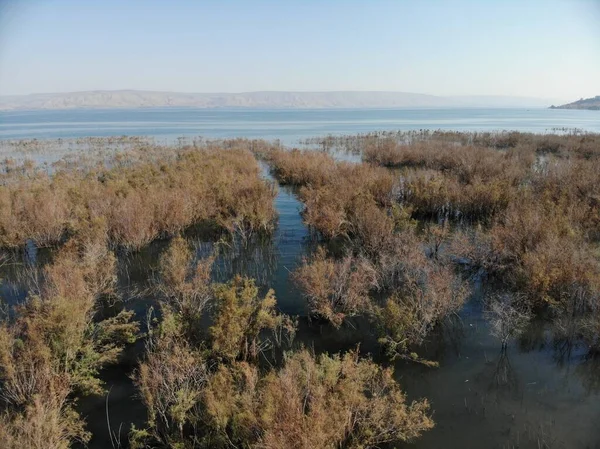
[0,105,556,114]
[0,90,555,111]
[550,95,600,111]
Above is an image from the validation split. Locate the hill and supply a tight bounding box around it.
[550,96,600,110]
[0,90,553,111]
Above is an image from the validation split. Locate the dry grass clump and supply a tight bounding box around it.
[0,145,277,250]
[0,238,139,448]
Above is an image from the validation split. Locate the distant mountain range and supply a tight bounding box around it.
[550,96,600,110]
[0,90,556,111]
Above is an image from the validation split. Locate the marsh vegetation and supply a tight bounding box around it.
[0,131,599,448]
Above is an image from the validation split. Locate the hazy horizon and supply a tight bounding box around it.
[0,89,562,111]
[0,88,564,99]
[0,0,599,101]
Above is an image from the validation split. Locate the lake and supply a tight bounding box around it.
[0,107,599,143]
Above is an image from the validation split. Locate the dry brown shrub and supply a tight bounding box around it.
[0,384,89,449]
[133,273,296,448]
[0,145,277,251]
[133,308,208,448]
[0,238,138,447]
[156,235,214,328]
[134,346,433,449]
[209,276,292,362]
[201,349,434,449]
[293,247,376,327]
[297,162,395,240]
[483,197,600,304]
[397,169,514,221]
[266,148,337,186]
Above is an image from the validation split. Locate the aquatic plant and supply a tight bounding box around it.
[200,349,433,449]
[209,276,294,362]
[134,344,433,448]
[293,247,376,327]
[0,238,139,448]
[483,293,532,349]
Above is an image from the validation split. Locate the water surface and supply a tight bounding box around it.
[1,108,599,143]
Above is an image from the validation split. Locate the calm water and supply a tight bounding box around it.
[1,107,599,143]
[1,108,599,448]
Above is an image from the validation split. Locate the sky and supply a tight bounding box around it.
[0,0,598,101]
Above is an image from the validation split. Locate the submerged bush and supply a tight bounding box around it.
[0,385,89,449]
[156,235,214,332]
[376,259,469,364]
[201,349,433,449]
[293,247,376,327]
[483,293,532,349]
[209,276,293,362]
[134,345,433,449]
[0,238,139,447]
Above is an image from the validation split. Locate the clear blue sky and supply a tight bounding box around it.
[0,0,598,100]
